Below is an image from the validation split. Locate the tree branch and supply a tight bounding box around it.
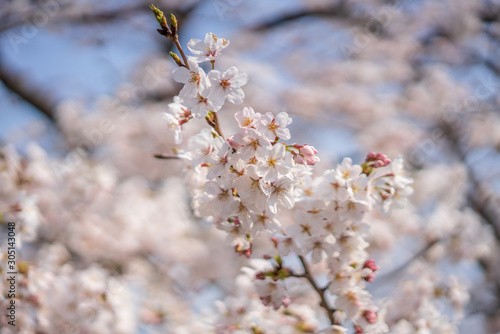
[0,58,57,123]
[297,255,336,325]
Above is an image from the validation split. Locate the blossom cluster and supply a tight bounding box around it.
[162,31,415,333]
[1,2,496,332]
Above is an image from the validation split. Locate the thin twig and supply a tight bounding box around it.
[154,153,180,160]
[0,58,57,124]
[211,112,224,138]
[297,255,336,325]
[173,37,189,70]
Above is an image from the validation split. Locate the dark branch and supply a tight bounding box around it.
[0,58,57,123]
[251,4,353,31]
[297,255,336,325]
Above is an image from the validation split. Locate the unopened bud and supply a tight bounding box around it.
[150,5,168,29]
[363,310,377,324]
[228,136,241,150]
[299,144,318,157]
[363,272,375,283]
[363,259,379,272]
[367,152,377,161]
[169,52,183,67]
[170,13,178,34]
[255,272,266,280]
[271,237,279,248]
[293,145,320,166]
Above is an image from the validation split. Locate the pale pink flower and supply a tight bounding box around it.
[334,287,372,320]
[336,157,362,182]
[207,66,247,106]
[301,235,336,264]
[162,112,182,144]
[184,93,221,119]
[256,144,293,182]
[235,107,260,129]
[268,177,296,214]
[172,57,208,102]
[257,111,292,141]
[233,174,269,213]
[232,128,271,162]
[187,32,229,63]
[285,219,322,244]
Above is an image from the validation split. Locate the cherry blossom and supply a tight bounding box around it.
[172,57,208,102]
[187,32,230,63]
[207,66,248,105]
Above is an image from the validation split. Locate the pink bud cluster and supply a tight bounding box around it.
[291,144,320,165]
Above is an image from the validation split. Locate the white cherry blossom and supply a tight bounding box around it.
[235,107,260,129]
[207,66,248,105]
[172,57,208,102]
[257,111,293,141]
[187,32,230,63]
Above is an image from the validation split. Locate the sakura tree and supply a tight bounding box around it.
[0,1,499,333]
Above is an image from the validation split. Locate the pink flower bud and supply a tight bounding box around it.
[299,145,318,157]
[293,145,320,165]
[305,156,320,166]
[363,259,379,272]
[227,136,241,150]
[293,154,305,165]
[363,310,377,324]
[365,152,391,168]
[271,237,279,248]
[363,272,375,283]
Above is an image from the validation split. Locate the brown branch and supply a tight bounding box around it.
[0,58,57,123]
[297,255,336,325]
[154,153,180,160]
[0,4,136,32]
[251,5,351,31]
[0,1,204,33]
[211,112,224,139]
[438,120,500,315]
[373,239,441,286]
[439,121,500,241]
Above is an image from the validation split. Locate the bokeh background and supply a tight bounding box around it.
[1,0,500,333]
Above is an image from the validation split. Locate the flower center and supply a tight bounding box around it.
[221,79,231,89]
[189,72,200,84]
[242,116,253,127]
[268,120,278,132]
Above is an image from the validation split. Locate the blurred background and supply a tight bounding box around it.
[1,0,500,333]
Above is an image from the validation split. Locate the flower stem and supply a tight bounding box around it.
[210,112,224,138]
[173,36,189,69]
